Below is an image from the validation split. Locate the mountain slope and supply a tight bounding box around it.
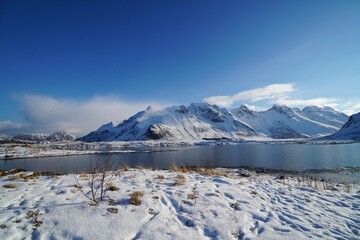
[301,106,348,128]
[324,112,360,140]
[231,105,346,139]
[78,103,256,142]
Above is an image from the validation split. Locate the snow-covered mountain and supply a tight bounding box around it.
[13,132,76,143]
[324,112,360,140]
[78,103,256,142]
[78,103,349,142]
[231,104,347,139]
[301,106,348,128]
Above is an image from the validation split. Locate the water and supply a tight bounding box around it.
[1,143,360,183]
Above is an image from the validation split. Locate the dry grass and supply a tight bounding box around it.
[130,191,144,206]
[171,164,228,177]
[3,184,17,188]
[194,168,228,177]
[26,210,40,219]
[156,175,165,180]
[187,192,197,200]
[80,173,88,180]
[135,165,144,170]
[70,183,82,189]
[127,174,137,179]
[106,207,118,214]
[0,168,25,177]
[174,174,186,186]
[9,174,22,181]
[25,210,42,228]
[107,182,119,191]
[123,164,130,171]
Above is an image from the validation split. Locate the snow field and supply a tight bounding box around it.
[0,169,359,239]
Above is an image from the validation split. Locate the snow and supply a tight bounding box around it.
[0,168,359,239]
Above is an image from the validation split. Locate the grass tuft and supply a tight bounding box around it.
[130,191,144,206]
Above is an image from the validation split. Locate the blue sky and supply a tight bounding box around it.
[1,0,360,136]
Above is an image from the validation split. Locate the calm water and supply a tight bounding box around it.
[1,143,360,182]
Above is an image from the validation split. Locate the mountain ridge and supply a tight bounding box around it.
[78,103,350,142]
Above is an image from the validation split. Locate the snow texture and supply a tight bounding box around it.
[0,169,359,239]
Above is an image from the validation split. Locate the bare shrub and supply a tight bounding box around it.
[3,184,17,188]
[74,159,115,204]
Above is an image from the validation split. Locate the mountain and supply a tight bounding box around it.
[78,103,256,142]
[301,106,348,128]
[13,132,76,143]
[231,104,347,139]
[79,103,349,142]
[324,112,360,140]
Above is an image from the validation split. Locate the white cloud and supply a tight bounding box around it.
[204,83,295,107]
[243,104,267,112]
[203,83,360,115]
[0,121,23,130]
[274,97,338,109]
[20,94,166,136]
[338,101,360,115]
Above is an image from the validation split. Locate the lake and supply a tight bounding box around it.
[1,143,360,183]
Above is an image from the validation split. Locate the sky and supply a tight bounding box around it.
[1,0,360,136]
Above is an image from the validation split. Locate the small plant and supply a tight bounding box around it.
[127,174,137,179]
[136,165,144,169]
[107,182,119,191]
[175,175,186,186]
[123,164,130,171]
[26,210,43,228]
[106,207,118,214]
[231,202,240,210]
[148,208,156,215]
[187,192,197,200]
[156,175,165,180]
[3,184,17,188]
[26,210,40,219]
[130,191,144,206]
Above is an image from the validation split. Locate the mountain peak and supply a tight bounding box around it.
[270,104,293,113]
[231,105,254,117]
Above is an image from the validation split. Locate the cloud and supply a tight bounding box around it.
[203,83,360,115]
[204,83,295,107]
[339,101,360,115]
[19,94,165,136]
[274,97,338,108]
[0,121,26,136]
[0,121,24,131]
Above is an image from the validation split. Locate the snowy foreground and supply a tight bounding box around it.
[1,168,359,239]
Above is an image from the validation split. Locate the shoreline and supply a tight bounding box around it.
[0,140,358,160]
